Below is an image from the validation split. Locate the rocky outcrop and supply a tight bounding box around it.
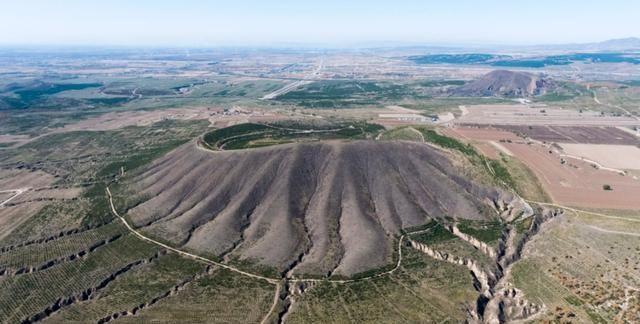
[409,239,492,297]
[450,225,497,259]
[410,207,563,323]
[487,193,534,223]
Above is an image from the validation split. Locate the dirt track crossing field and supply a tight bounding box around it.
[559,143,640,170]
[504,142,640,209]
[455,104,640,127]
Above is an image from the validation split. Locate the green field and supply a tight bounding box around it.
[202,121,384,150]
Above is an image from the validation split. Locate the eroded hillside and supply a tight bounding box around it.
[123,140,523,277]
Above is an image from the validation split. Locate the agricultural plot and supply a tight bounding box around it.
[498,125,640,145]
[41,253,208,323]
[1,119,209,184]
[0,233,159,323]
[0,222,124,273]
[503,142,640,209]
[0,191,12,204]
[456,104,640,127]
[112,267,275,324]
[443,126,640,209]
[276,80,418,108]
[559,143,640,170]
[273,79,479,109]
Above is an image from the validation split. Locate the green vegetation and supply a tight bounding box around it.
[401,220,438,234]
[514,215,534,234]
[3,119,208,184]
[201,123,271,149]
[487,159,517,190]
[0,234,158,323]
[115,268,274,324]
[379,126,424,142]
[202,121,384,150]
[622,80,640,87]
[410,222,456,245]
[44,254,208,323]
[0,119,208,236]
[420,128,477,156]
[2,82,103,109]
[536,92,578,102]
[287,248,477,323]
[0,222,125,269]
[491,58,572,68]
[410,52,640,68]
[419,80,466,87]
[414,127,521,192]
[277,80,420,108]
[457,219,504,244]
[409,54,499,65]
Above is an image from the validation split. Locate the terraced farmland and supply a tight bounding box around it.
[0,232,158,323]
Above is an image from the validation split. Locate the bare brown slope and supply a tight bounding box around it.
[454,70,553,97]
[126,140,519,276]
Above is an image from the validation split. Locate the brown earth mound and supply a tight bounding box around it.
[454,70,553,97]
[126,140,521,276]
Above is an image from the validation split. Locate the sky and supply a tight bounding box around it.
[0,0,638,47]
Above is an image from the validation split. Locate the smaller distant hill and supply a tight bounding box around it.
[452,70,554,97]
[577,37,640,51]
[539,37,640,52]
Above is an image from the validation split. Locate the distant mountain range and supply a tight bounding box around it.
[539,37,640,52]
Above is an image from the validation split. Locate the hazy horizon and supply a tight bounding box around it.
[1,0,639,47]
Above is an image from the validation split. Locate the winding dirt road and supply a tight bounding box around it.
[104,184,638,322]
[108,184,412,284]
[525,200,640,223]
[106,187,280,284]
[0,188,30,208]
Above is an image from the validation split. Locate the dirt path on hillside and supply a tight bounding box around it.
[0,188,29,208]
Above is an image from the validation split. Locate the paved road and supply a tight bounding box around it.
[261,59,323,100]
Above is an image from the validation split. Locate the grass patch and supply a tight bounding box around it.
[414,127,521,191]
[379,127,424,142]
[410,222,456,244]
[202,121,384,150]
[457,219,504,244]
[515,216,533,234]
[419,128,478,156]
